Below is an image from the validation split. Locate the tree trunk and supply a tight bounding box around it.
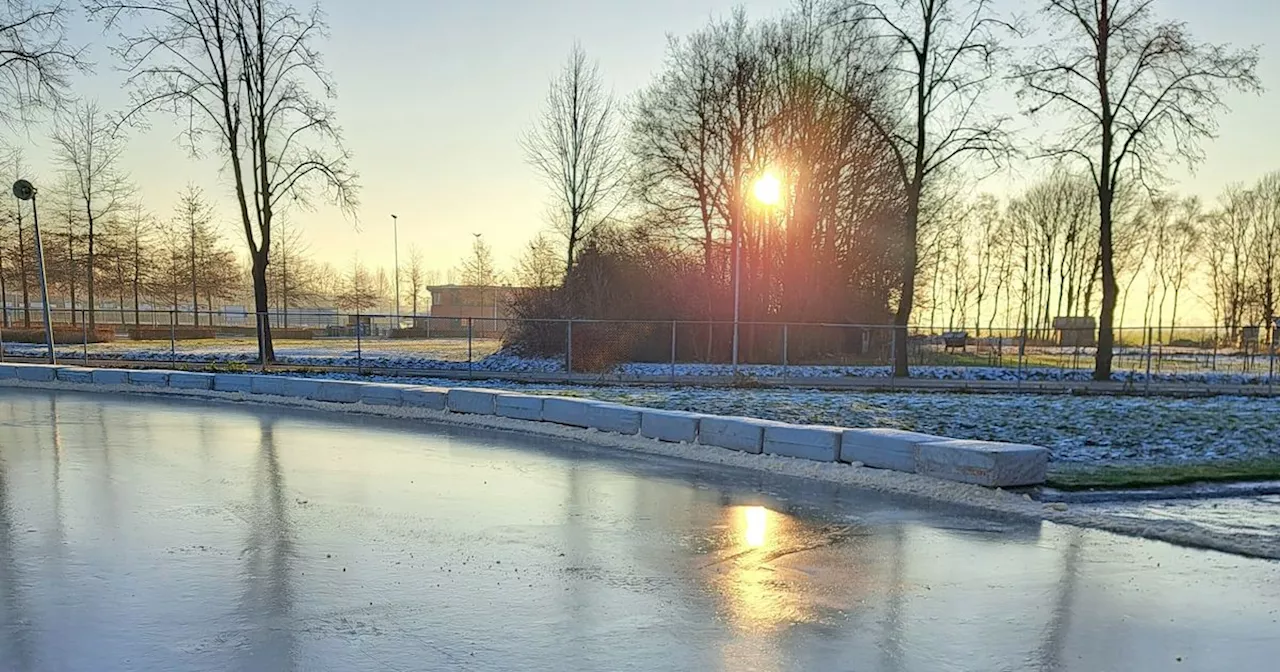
[190,222,199,327]
[87,212,96,329]
[1094,1,1116,382]
[252,251,275,363]
[893,189,920,378]
[68,224,77,326]
[1096,188,1118,381]
[17,214,30,328]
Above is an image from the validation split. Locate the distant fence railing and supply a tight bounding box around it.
[1,308,1277,392]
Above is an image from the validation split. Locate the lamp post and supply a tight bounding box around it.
[391,214,400,326]
[737,172,782,372]
[12,179,55,363]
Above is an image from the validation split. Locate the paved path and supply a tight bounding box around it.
[1,389,1277,671]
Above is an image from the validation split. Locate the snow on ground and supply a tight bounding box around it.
[5,341,1280,384]
[282,371,1280,467]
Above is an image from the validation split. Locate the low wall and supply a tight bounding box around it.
[0,363,1049,487]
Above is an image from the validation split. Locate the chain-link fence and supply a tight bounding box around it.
[2,309,1277,393]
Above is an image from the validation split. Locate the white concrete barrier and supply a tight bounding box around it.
[496,393,544,421]
[763,424,843,462]
[914,439,1050,487]
[55,367,94,384]
[128,370,170,387]
[14,365,56,382]
[640,409,705,443]
[359,383,408,406]
[840,428,948,472]
[587,403,642,435]
[541,397,599,427]
[0,365,1054,489]
[250,375,320,398]
[699,417,783,454]
[447,388,497,415]
[311,380,364,403]
[213,373,253,393]
[91,369,130,385]
[168,372,215,390]
[402,386,448,411]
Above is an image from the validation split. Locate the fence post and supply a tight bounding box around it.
[356,309,363,375]
[565,320,573,374]
[0,319,5,363]
[1144,326,1153,394]
[467,317,474,377]
[82,310,89,364]
[670,320,677,383]
[1269,323,1276,396]
[169,310,177,367]
[782,323,789,380]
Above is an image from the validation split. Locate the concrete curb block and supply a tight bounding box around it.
[763,425,842,462]
[447,388,497,415]
[840,428,949,472]
[915,439,1050,487]
[640,409,705,443]
[496,394,544,421]
[698,417,783,454]
[56,367,95,384]
[360,384,408,406]
[128,370,170,387]
[0,365,1052,487]
[91,369,130,385]
[586,403,642,435]
[169,372,215,390]
[541,397,599,428]
[312,380,364,403]
[403,387,448,411]
[213,374,252,393]
[15,365,56,382]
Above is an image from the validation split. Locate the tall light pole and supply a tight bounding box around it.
[737,171,782,372]
[13,179,55,363]
[391,214,400,325]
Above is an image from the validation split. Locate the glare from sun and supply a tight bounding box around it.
[744,506,768,548]
[752,172,782,206]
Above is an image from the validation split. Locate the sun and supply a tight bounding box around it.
[752,172,782,207]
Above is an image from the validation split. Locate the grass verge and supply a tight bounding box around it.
[1047,458,1280,490]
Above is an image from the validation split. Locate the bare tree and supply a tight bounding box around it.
[1016,0,1261,379]
[403,245,432,316]
[266,212,320,326]
[1248,173,1280,331]
[835,0,1013,376]
[88,0,359,363]
[334,259,381,314]
[0,1,88,125]
[522,42,623,277]
[513,233,562,289]
[459,234,499,287]
[50,100,131,328]
[173,185,224,325]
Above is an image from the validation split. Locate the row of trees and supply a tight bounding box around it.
[921,171,1280,345]
[518,0,1261,378]
[0,181,454,328]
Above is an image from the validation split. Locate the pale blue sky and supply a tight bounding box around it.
[17,0,1280,276]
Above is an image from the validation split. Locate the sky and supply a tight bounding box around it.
[14,0,1280,281]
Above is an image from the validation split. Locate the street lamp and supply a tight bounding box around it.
[391,214,400,325]
[12,179,54,363]
[735,171,783,371]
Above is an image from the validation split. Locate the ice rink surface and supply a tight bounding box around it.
[1,389,1277,671]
